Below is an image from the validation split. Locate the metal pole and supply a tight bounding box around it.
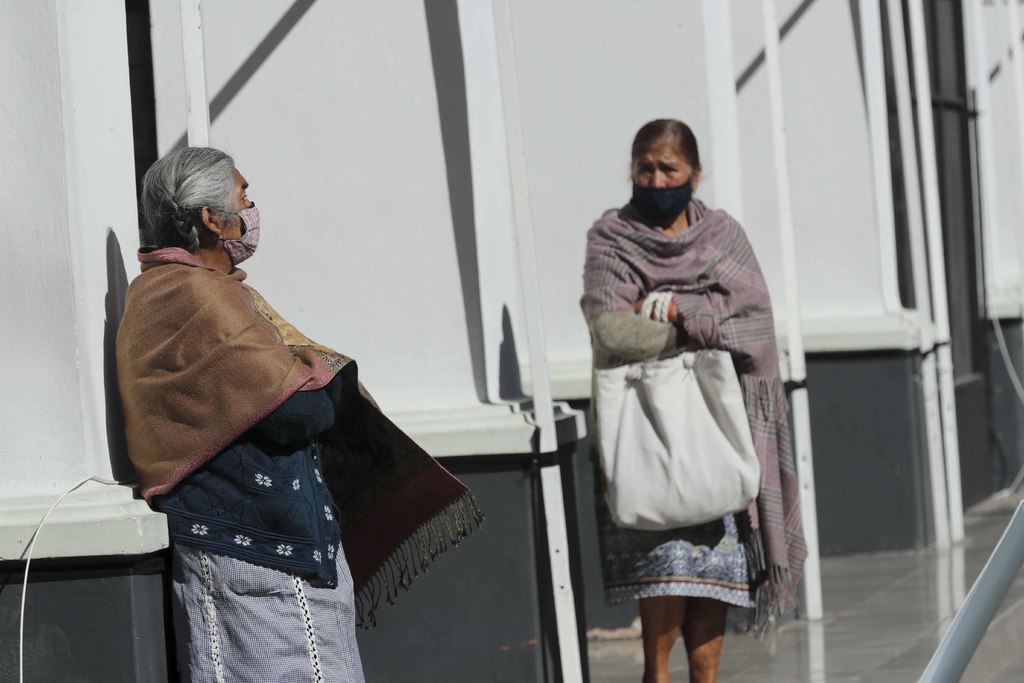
[886,0,950,551]
[761,0,822,621]
[179,0,210,146]
[487,2,582,679]
[907,0,966,544]
[920,502,1024,682]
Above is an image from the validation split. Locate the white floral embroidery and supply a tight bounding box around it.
[327,544,335,560]
[314,469,323,484]
[292,479,301,491]
[255,472,273,487]
[233,535,252,547]
[313,549,322,563]
[324,505,334,522]
[276,544,293,556]
[191,524,209,536]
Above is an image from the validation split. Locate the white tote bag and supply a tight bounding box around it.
[594,350,760,531]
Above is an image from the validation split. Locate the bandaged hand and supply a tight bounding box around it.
[634,292,678,323]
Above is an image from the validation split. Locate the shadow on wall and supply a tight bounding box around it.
[499,305,525,401]
[104,230,135,486]
[734,0,831,93]
[170,0,318,150]
[424,0,490,404]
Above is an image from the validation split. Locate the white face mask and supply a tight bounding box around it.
[222,205,260,266]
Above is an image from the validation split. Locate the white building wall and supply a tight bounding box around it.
[981,0,1024,317]
[733,0,910,342]
[490,3,655,393]
[11,0,1024,557]
[149,1,491,414]
[504,1,713,379]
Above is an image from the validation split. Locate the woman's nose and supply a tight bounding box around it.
[652,172,668,188]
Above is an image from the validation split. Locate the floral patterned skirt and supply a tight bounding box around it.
[597,499,755,608]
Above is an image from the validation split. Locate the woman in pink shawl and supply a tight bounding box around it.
[581,120,807,683]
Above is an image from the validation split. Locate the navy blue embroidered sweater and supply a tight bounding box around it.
[155,374,351,587]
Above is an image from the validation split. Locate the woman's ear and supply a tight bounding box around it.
[691,168,702,191]
[200,207,223,237]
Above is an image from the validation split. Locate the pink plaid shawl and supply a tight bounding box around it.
[582,199,807,630]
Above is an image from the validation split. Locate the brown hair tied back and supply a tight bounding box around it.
[631,119,701,171]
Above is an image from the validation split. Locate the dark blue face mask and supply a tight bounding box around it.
[631,181,693,222]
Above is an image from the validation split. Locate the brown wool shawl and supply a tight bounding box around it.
[117,248,484,626]
[582,200,807,632]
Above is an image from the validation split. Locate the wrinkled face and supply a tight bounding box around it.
[210,170,253,240]
[232,170,252,212]
[632,143,698,189]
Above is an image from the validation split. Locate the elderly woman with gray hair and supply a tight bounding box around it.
[117,147,483,681]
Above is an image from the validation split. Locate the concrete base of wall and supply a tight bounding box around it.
[806,351,932,554]
[0,553,170,682]
[357,454,590,682]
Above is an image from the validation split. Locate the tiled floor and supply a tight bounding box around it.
[587,492,1024,682]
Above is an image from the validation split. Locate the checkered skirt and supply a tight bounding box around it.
[171,544,365,682]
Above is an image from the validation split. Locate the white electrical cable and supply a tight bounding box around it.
[18,475,121,683]
[992,319,1024,496]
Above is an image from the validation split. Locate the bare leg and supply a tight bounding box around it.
[681,598,727,683]
[640,596,685,683]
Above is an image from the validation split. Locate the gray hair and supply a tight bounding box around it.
[139,147,236,252]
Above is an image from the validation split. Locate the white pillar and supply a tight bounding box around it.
[907,0,966,544]
[761,0,823,621]
[0,0,166,560]
[464,2,582,679]
[702,0,744,223]
[179,0,211,146]
[963,0,1008,321]
[454,0,528,405]
[1008,0,1024,320]
[885,0,950,552]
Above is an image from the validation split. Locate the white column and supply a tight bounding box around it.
[454,0,530,405]
[885,0,950,551]
[465,2,582,679]
[179,0,210,146]
[907,0,966,544]
[1008,0,1024,318]
[963,0,1008,321]
[761,0,822,621]
[702,0,744,223]
[0,0,166,560]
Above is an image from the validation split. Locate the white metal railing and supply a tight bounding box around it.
[920,501,1024,682]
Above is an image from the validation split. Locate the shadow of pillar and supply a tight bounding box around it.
[424,0,489,403]
[104,229,135,485]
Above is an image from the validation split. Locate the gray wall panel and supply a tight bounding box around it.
[989,319,1024,492]
[357,464,556,682]
[806,352,931,554]
[0,556,169,682]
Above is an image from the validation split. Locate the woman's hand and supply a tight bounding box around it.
[634,296,679,323]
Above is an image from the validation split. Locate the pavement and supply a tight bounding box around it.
[586,491,1024,682]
